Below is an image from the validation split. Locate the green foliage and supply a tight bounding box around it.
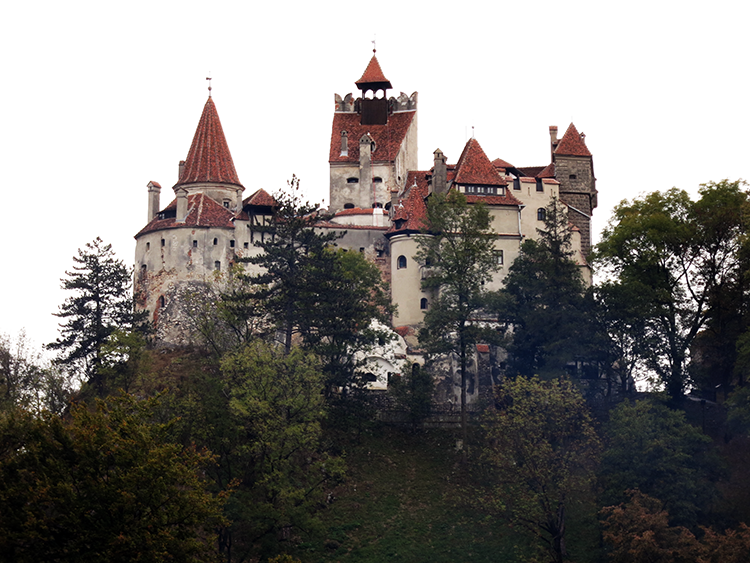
[0,330,71,414]
[389,363,433,426]
[599,399,721,528]
[218,342,345,560]
[595,181,750,399]
[417,190,500,440]
[500,197,601,379]
[0,394,225,563]
[601,489,750,563]
[48,238,145,395]
[482,376,601,562]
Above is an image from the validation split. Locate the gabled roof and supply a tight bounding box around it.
[135,193,235,237]
[554,123,591,157]
[537,163,556,178]
[454,138,508,186]
[243,188,276,208]
[388,172,429,234]
[355,55,392,90]
[492,157,514,169]
[329,110,416,163]
[176,98,243,188]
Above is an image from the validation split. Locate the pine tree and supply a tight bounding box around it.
[48,238,139,394]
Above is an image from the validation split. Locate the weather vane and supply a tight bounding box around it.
[206,74,212,97]
[372,37,376,53]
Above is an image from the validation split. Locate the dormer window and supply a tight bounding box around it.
[223,200,230,208]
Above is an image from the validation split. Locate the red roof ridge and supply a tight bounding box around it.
[492,157,514,169]
[176,97,243,188]
[554,123,591,157]
[243,188,276,207]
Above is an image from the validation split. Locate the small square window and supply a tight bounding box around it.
[161,239,165,247]
[193,240,198,248]
[494,250,504,265]
[243,242,249,249]
[214,261,221,270]
[230,240,235,248]
[213,238,218,246]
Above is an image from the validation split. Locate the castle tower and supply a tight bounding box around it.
[329,53,418,213]
[550,123,597,257]
[134,95,248,346]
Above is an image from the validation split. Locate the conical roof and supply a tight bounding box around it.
[355,54,392,91]
[176,97,243,188]
[454,138,507,186]
[554,123,591,157]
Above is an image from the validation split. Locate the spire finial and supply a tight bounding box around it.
[206,74,212,98]
[372,36,376,54]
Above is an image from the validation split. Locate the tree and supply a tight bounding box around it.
[0,330,71,414]
[500,197,602,379]
[482,375,601,562]
[417,190,500,445]
[48,238,142,395]
[220,342,344,560]
[595,181,749,400]
[0,394,226,563]
[598,399,721,528]
[236,177,392,392]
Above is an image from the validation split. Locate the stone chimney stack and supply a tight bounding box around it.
[235,188,243,212]
[390,188,399,218]
[176,188,188,223]
[178,160,185,180]
[359,133,374,206]
[549,126,559,158]
[340,130,348,157]
[432,148,447,195]
[147,181,161,222]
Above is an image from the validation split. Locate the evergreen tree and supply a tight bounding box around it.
[48,238,140,395]
[417,190,500,446]
[500,197,600,378]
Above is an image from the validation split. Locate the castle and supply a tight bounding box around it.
[134,53,597,402]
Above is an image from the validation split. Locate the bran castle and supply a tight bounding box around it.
[134,53,597,405]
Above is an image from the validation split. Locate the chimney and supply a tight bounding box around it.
[147,181,161,222]
[176,188,188,223]
[359,133,374,206]
[390,188,399,218]
[432,149,447,195]
[178,160,185,181]
[340,130,348,156]
[549,126,558,158]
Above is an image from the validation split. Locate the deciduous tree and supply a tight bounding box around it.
[482,375,601,562]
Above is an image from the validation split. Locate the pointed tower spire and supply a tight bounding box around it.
[355,54,392,91]
[176,97,243,188]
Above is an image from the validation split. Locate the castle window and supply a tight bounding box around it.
[420,298,428,310]
[146,242,150,250]
[140,264,147,274]
[536,179,544,192]
[213,238,218,246]
[214,261,221,270]
[347,177,359,184]
[230,240,235,248]
[243,242,249,249]
[161,238,165,247]
[159,295,165,308]
[569,174,577,180]
[344,203,355,209]
[513,177,521,191]
[373,177,383,183]
[373,202,383,208]
[223,200,230,208]
[397,255,407,269]
[385,202,391,211]
[193,240,198,248]
[359,247,365,253]
[537,208,546,221]
[494,250,504,265]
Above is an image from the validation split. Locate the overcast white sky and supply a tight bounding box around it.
[1,0,748,352]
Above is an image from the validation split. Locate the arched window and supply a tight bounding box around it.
[373,177,383,183]
[397,255,407,269]
[347,177,359,184]
[537,208,546,221]
[213,238,218,245]
[344,203,355,209]
[159,295,165,308]
[420,298,428,310]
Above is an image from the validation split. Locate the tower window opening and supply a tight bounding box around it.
[536,179,544,192]
[193,240,198,248]
[397,255,407,269]
[420,298,428,310]
[161,238,165,247]
[244,242,249,249]
[373,177,383,183]
[223,200,230,208]
[495,250,504,265]
[230,240,235,248]
[159,295,165,308]
[569,174,577,180]
[373,202,383,208]
[214,261,221,270]
[537,208,547,221]
[213,238,218,246]
[344,203,355,209]
[146,242,150,250]
[359,247,365,253]
[347,177,359,184]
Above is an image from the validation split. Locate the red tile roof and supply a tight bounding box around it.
[554,123,591,157]
[537,163,556,178]
[176,98,243,188]
[243,188,276,208]
[388,171,429,234]
[454,139,508,186]
[135,193,235,237]
[329,110,416,163]
[355,55,392,90]
[492,157,514,169]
